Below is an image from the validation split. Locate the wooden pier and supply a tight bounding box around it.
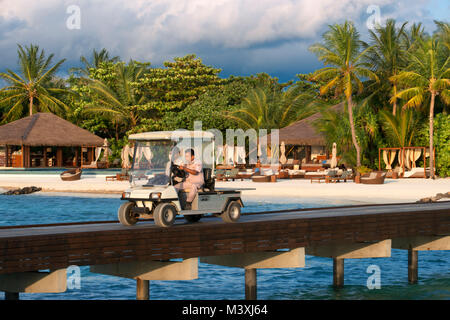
[0,201,449,299]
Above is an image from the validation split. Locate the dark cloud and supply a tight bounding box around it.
[0,0,441,82]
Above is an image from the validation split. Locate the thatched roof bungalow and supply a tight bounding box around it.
[0,113,104,168]
[267,103,344,163]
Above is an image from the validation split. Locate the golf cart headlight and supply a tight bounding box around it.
[122,192,131,199]
[150,192,161,200]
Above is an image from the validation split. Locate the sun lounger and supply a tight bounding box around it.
[236,171,254,180]
[310,176,326,183]
[301,164,325,172]
[360,171,386,184]
[287,169,305,179]
[252,175,269,182]
[306,171,326,182]
[326,170,353,183]
[60,168,82,181]
[216,168,243,181]
[403,167,430,178]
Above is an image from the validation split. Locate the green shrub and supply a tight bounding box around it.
[416,113,450,177]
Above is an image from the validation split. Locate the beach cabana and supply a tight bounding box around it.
[378,146,435,178]
[266,103,344,164]
[0,113,104,168]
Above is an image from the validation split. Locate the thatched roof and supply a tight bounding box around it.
[0,113,104,147]
[267,103,344,146]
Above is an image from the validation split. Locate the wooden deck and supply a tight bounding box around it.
[0,201,449,275]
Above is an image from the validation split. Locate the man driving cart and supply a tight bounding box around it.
[174,148,204,210]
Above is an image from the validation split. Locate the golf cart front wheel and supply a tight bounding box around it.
[222,201,241,223]
[154,202,177,227]
[118,202,138,226]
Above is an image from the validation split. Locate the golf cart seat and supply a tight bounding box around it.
[202,168,215,191]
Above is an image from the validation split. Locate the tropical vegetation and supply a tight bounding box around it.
[0,20,448,176]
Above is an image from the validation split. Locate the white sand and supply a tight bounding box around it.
[0,174,448,204]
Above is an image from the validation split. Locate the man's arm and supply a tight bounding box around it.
[179,165,199,175]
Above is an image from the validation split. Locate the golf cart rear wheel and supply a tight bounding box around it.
[154,202,177,227]
[222,201,241,223]
[184,214,202,223]
[118,202,138,226]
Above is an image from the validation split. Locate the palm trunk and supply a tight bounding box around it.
[429,92,436,179]
[29,96,33,116]
[392,84,397,116]
[347,95,361,168]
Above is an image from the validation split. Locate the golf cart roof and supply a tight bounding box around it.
[129,130,215,141]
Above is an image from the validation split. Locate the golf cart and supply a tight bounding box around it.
[118,130,244,227]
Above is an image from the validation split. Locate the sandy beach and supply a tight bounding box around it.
[0,174,449,204]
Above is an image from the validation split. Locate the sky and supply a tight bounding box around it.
[0,0,448,83]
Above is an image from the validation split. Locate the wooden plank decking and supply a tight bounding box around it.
[0,202,449,275]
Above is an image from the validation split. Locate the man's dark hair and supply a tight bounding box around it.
[185,148,195,156]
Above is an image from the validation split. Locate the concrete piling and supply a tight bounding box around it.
[136,279,149,300]
[408,249,418,284]
[245,269,257,300]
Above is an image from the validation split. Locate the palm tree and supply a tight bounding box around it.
[225,86,316,130]
[0,44,69,121]
[309,21,379,167]
[368,19,409,115]
[433,21,450,50]
[379,109,420,147]
[83,61,149,140]
[404,23,426,50]
[70,48,119,77]
[390,37,450,179]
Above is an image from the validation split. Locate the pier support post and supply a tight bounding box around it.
[408,249,418,284]
[136,279,150,300]
[245,269,257,300]
[333,258,344,288]
[202,248,305,300]
[392,235,449,284]
[91,258,198,300]
[306,240,391,288]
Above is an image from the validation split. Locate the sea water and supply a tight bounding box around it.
[0,193,449,300]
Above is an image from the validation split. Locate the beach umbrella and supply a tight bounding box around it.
[330,142,337,168]
[121,144,131,169]
[235,146,246,164]
[97,138,111,162]
[226,145,234,165]
[257,140,268,164]
[103,146,112,159]
[280,141,287,165]
[216,145,224,164]
[142,147,152,162]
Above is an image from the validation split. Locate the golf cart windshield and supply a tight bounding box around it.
[129,132,215,187]
[130,140,175,187]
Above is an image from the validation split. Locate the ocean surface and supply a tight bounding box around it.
[0,192,449,300]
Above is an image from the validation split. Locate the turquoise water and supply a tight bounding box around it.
[0,194,449,300]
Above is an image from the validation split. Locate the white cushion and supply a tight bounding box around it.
[368,172,378,179]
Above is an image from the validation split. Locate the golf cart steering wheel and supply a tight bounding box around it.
[171,164,186,180]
